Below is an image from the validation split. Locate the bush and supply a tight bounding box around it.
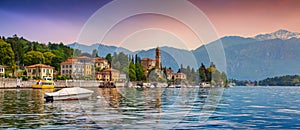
[22,76,29,81]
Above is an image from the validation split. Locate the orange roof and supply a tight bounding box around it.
[25,64,54,69]
[77,56,90,59]
[166,68,174,73]
[61,57,81,64]
[142,58,155,61]
[93,57,107,62]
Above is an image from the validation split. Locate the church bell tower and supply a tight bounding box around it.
[155,47,161,69]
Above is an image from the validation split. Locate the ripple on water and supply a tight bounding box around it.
[276,109,300,115]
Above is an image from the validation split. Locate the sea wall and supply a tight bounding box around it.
[0,78,105,89]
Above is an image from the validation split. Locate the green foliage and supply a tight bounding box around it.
[92,49,99,58]
[55,75,69,80]
[23,51,45,65]
[105,53,112,64]
[22,76,30,81]
[135,62,146,81]
[43,52,56,65]
[129,61,136,81]
[0,39,15,66]
[259,75,300,86]
[196,62,227,86]
[3,35,75,72]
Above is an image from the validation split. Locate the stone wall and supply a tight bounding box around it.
[0,78,105,89]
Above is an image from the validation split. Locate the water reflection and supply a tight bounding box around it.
[0,88,221,129]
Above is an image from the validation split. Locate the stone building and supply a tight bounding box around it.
[141,47,162,76]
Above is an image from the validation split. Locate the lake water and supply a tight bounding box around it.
[0,86,299,129]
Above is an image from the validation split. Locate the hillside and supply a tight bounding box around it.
[68,30,300,80]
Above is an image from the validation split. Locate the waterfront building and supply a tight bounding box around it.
[25,64,54,79]
[173,72,187,81]
[141,58,156,71]
[0,65,5,77]
[93,57,110,70]
[166,68,174,80]
[119,73,127,82]
[96,69,120,81]
[96,71,110,81]
[60,56,93,78]
[141,47,162,76]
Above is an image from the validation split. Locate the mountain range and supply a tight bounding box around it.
[67,30,300,80]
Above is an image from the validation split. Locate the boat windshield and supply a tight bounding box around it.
[43,77,52,80]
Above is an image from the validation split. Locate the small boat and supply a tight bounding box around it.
[175,85,181,88]
[32,77,55,89]
[99,81,116,88]
[44,87,93,102]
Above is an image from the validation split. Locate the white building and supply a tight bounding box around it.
[0,65,5,77]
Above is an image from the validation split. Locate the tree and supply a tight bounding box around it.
[73,49,82,57]
[105,53,112,66]
[135,62,146,81]
[23,51,45,65]
[0,39,15,66]
[44,52,56,65]
[92,49,99,58]
[129,61,136,81]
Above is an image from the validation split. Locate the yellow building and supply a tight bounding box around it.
[96,69,120,81]
[60,56,93,78]
[93,57,110,70]
[174,73,187,81]
[25,64,54,79]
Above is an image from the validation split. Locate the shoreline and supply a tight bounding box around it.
[0,78,103,89]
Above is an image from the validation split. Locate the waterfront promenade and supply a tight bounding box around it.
[0,78,102,89]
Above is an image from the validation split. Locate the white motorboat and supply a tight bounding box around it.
[44,87,93,102]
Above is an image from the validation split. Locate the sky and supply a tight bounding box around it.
[0,0,300,51]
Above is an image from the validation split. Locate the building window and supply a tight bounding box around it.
[62,70,65,74]
[70,65,72,68]
[62,65,65,68]
[66,70,69,74]
[66,65,68,68]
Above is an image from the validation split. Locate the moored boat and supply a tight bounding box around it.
[44,87,93,102]
[32,77,55,89]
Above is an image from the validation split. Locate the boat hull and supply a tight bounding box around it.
[32,84,54,89]
[45,93,92,102]
[44,87,94,102]
[32,79,55,89]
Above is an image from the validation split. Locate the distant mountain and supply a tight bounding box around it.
[205,35,300,80]
[68,30,300,81]
[254,29,300,41]
[67,42,131,57]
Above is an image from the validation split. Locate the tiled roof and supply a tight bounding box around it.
[142,58,155,61]
[93,57,107,62]
[25,64,54,68]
